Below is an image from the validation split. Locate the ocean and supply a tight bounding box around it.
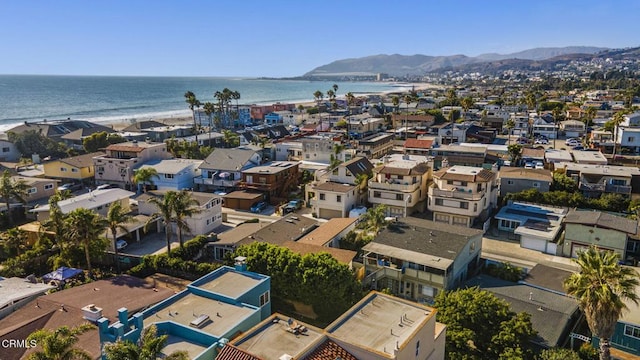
[0,75,406,131]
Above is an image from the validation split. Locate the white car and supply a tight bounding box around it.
[565,138,579,145]
[535,161,544,169]
[534,139,548,145]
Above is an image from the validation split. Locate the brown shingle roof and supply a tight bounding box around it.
[522,148,545,159]
[313,182,357,193]
[298,218,358,247]
[433,167,495,182]
[565,209,638,235]
[105,144,146,152]
[498,168,552,182]
[302,339,358,360]
[58,151,106,168]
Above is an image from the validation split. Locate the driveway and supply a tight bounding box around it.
[119,232,180,256]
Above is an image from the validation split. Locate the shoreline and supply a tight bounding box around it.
[1,81,434,133]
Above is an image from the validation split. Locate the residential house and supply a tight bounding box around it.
[0,277,54,320]
[138,190,223,238]
[428,166,498,228]
[430,144,486,168]
[562,209,639,262]
[42,151,105,184]
[590,129,614,152]
[560,120,586,138]
[297,217,358,248]
[498,168,552,196]
[14,176,58,204]
[571,150,608,165]
[240,161,299,203]
[494,202,568,254]
[346,117,385,137]
[93,141,172,190]
[0,275,174,360]
[544,150,573,164]
[464,274,580,350]
[510,113,530,136]
[368,154,432,217]
[99,262,271,360]
[309,182,358,219]
[531,117,557,139]
[404,138,434,157]
[179,131,226,148]
[391,113,435,129]
[362,217,483,302]
[275,141,303,161]
[480,116,506,133]
[195,147,262,192]
[30,188,135,222]
[60,127,115,150]
[357,133,394,159]
[221,291,446,360]
[616,126,640,154]
[301,135,338,164]
[6,119,113,141]
[558,162,640,198]
[521,148,545,167]
[135,159,202,191]
[0,139,20,162]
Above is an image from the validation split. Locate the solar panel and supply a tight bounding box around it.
[522,219,551,232]
[505,208,559,221]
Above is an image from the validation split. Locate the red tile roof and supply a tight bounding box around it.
[404,138,433,149]
[216,344,262,360]
[302,339,358,360]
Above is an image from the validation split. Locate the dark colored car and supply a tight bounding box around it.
[250,201,267,213]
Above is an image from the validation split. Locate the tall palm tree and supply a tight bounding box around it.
[133,167,158,193]
[146,191,178,256]
[173,190,201,249]
[42,192,71,249]
[611,111,626,159]
[313,90,324,130]
[66,208,108,274]
[1,227,28,256]
[505,119,516,146]
[203,101,216,136]
[0,169,29,225]
[103,324,188,360]
[404,94,413,141]
[26,323,94,360]
[106,202,133,274]
[297,104,305,123]
[564,246,639,360]
[184,91,201,143]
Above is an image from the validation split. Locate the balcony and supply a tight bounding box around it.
[194,177,239,188]
[362,262,445,288]
[239,181,275,191]
[606,183,632,195]
[429,186,485,200]
[368,179,420,192]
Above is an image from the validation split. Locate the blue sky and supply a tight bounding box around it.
[1,0,638,77]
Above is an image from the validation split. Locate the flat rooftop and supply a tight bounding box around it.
[196,271,262,299]
[148,293,256,337]
[0,277,54,308]
[327,293,434,356]
[160,334,208,360]
[235,315,323,359]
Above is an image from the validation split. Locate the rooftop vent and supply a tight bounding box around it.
[81,304,103,322]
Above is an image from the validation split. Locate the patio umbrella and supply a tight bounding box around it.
[42,266,83,281]
[218,172,231,178]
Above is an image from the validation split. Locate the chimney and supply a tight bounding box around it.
[234,256,248,272]
[82,304,103,323]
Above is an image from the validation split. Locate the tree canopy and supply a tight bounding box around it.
[83,131,126,153]
[232,242,363,324]
[434,287,537,360]
[7,130,68,160]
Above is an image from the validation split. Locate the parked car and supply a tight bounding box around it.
[116,239,128,251]
[535,161,544,169]
[250,201,267,213]
[282,199,304,214]
[572,146,584,151]
[534,139,548,145]
[565,138,579,145]
[57,183,73,192]
[524,162,534,169]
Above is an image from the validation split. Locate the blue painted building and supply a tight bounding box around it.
[264,112,283,126]
[136,159,203,191]
[98,257,271,360]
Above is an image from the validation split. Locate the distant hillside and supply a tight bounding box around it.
[303,46,608,77]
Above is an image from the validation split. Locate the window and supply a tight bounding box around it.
[416,340,420,357]
[71,168,78,173]
[96,166,105,172]
[397,175,403,180]
[319,193,325,200]
[260,291,270,306]
[447,180,453,185]
[629,136,635,142]
[507,180,514,185]
[44,184,54,190]
[396,194,403,201]
[2,147,9,153]
[27,187,37,194]
[435,198,443,206]
[336,195,342,203]
[460,202,469,209]
[164,174,174,179]
[60,167,67,172]
[474,203,478,212]
[373,191,381,198]
[533,182,539,188]
[206,219,210,225]
[624,325,640,339]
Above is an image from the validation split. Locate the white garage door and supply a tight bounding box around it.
[521,237,546,252]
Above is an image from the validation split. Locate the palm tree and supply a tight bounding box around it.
[585,106,598,127]
[146,191,178,256]
[172,190,201,249]
[133,167,158,193]
[313,90,324,129]
[460,96,474,117]
[505,119,515,146]
[297,104,305,123]
[203,101,216,135]
[564,246,639,360]
[66,208,108,274]
[404,94,413,140]
[103,324,189,360]
[106,201,133,274]
[42,192,71,249]
[222,129,240,148]
[360,204,388,233]
[0,169,29,225]
[26,323,94,360]
[184,91,201,143]
[1,227,28,257]
[611,111,626,159]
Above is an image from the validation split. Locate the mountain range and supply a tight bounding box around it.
[302,46,611,77]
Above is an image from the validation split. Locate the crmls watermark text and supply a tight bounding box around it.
[1,339,37,348]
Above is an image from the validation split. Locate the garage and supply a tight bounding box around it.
[520,235,547,253]
[319,208,342,219]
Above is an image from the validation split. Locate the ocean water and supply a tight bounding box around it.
[0,75,406,131]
